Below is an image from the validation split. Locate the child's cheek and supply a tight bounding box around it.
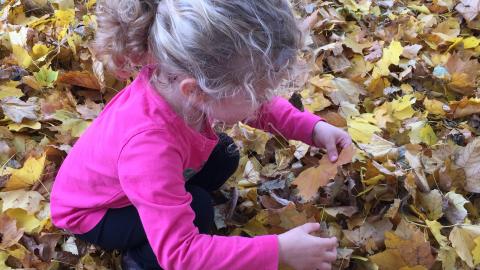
[211,99,254,124]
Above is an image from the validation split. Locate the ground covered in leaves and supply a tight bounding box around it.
[0,0,480,269]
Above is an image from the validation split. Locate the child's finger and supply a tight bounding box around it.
[317,237,337,250]
[299,222,321,234]
[322,250,337,262]
[340,135,352,149]
[326,143,339,162]
[316,262,333,270]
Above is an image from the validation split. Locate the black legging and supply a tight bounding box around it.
[74,133,240,269]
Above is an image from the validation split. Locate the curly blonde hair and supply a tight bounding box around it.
[93,0,304,120]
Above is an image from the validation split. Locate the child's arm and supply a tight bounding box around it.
[246,96,351,161]
[246,96,324,145]
[117,129,278,270]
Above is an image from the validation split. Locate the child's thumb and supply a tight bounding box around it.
[298,223,321,234]
[327,145,339,162]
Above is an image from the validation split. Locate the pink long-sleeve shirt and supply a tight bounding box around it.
[50,65,323,270]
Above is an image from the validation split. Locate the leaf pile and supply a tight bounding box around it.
[0,0,125,268]
[0,0,480,269]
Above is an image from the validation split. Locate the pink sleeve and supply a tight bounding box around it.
[117,129,279,270]
[246,96,324,145]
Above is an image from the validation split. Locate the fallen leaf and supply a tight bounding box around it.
[0,190,44,214]
[1,97,39,123]
[3,153,46,191]
[0,214,24,249]
[449,225,480,268]
[292,144,355,202]
[455,137,480,193]
[444,191,468,224]
[58,71,102,90]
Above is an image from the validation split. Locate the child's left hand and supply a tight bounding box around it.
[312,121,352,162]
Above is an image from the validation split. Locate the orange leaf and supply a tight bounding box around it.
[57,71,101,90]
[292,144,355,202]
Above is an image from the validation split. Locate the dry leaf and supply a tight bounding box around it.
[292,144,355,202]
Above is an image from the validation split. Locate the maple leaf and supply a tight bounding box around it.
[292,144,355,202]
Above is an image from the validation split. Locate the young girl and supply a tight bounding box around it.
[50,0,352,269]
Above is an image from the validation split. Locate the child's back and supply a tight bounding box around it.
[51,65,220,234]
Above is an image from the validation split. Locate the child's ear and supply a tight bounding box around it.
[179,78,207,103]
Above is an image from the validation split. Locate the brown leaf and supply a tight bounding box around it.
[445,54,480,95]
[455,137,480,193]
[450,97,480,118]
[370,220,436,269]
[58,71,102,90]
[327,55,352,73]
[292,144,355,202]
[0,214,24,249]
[365,42,383,62]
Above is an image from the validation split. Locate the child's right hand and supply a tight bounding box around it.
[278,223,337,270]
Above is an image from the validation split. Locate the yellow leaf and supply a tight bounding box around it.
[53,110,92,138]
[449,226,480,268]
[408,4,431,14]
[372,41,404,78]
[390,94,416,120]
[6,246,27,261]
[31,44,50,60]
[463,36,480,49]
[8,28,32,68]
[401,83,414,94]
[301,89,332,112]
[5,208,42,234]
[472,236,480,266]
[230,123,270,155]
[408,121,438,145]
[419,124,438,145]
[309,74,336,92]
[0,251,12,270]
[54,9,75,27]
[7,120,41,132]
[348,113,381,143]
[3,153,46,191]
[344,35,372,54]
[86,0,96,9]
[0,81,24,99]
[425,220,448,247]
[424,97,446,116]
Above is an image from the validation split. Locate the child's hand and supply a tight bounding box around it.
[312,121,352,162]
[278,223,337,270]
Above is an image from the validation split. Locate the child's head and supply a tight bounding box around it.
[94,0,303,124]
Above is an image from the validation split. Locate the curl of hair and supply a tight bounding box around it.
[93,0,158,78]
[94,0,304,122]
[150,0,303,116]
